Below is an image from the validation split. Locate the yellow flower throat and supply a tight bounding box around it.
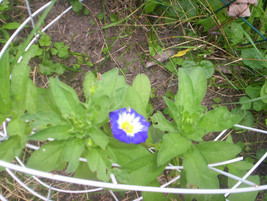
[121,121,134,134]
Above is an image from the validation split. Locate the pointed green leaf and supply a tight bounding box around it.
[151,111,177,132]
[122,86,146,117]
[0,50,11,118]
[62,138,84,173]
[7,118,26,137]
[22,111,67,128]
[0,136,23,171]
[83,71,97,99]
[11,67,30,116]
[121,154,165,185]
[27,140,67,172]
[29,125,72,141]
[260,80,267,103]
[49,77,81,116]
[163,97,180,122]
[74,161,98,180]
[86,147,115,181]
[25,79,37,114]
[183,146,219,189]
[87,127,109,150]
[196,141,242,163]
[132,74,151,108]
[199,107,240,132]
[109,138,150,166]
[175,68,195,112]
[189,67,207,106]
[158,133,191,166]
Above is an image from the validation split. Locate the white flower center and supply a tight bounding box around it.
[117,111,144,137]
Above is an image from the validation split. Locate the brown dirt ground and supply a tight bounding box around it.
[0,0,266,200]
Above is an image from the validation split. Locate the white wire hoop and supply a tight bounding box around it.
[0,0,266,200]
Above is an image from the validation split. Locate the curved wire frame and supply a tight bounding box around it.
[0,0,267,200]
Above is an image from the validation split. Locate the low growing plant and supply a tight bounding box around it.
[0,42,262,200]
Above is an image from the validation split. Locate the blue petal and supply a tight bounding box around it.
[109,107,150,144]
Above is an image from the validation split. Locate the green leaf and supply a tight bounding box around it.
[132,74,151,109]
[163,97,180,122]
[39,60,56,75]
[142,180,166,201]
[83,8,90,15]
[27,140,67,172]
[189,67,207,105]
[150,126,165,144]
[72,1,83,12]
[260,80,267,103]
[29,125,72,141]
[143,2,157,13]
[245,86,261,99]
[62,138,84,173]
[239,96,252,110]
[158,133,191,166]
[87,127,109,150]
[86,147,115,181]
[25,79,37,114]
[121,154,165,185]
[253,100,263,111]
[0,50,11,118]
[22,111,67,128]
[231,108,254,128]
[175,68,195,112]
[83,71,97,99]
[151,111,177,132]
[241,48,267,69]
[10,64,30,116]
[196,141,242,163]
[97,12,104,20]
[199,107,239,132]
[49,77,81,116]
[227,161,260,201]
[39,34,51,47]
[182,60,214,79]
[122,86,146,117]
[183,146,219,189]
[74,161,98,180]
[224,21,245,45]
[2,22,21,30]
[96,68,126,98]
[109,13,118,22]
[7,118,27,137]
[228,175,260,201]
[109,138,150,166]
[0,136,23,171]
[90,95,111,124]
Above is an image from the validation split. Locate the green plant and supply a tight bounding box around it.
[71,51,94,70]
[51,41,70,59]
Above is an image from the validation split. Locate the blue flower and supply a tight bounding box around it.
[109,108,150,144]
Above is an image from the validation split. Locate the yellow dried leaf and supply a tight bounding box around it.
[172,49,191,58]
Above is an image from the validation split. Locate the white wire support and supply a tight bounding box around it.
[165,157,244,170]
[225,151,267,197]
[214,129,228,141]
[234,124,267,134]
[15,156,103,194]
[0,160,266,195]
[25,0,36,29]
[0,1,52,59]
[23,5,73,54]
[5,168,50,201]
[0,194,8,201]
